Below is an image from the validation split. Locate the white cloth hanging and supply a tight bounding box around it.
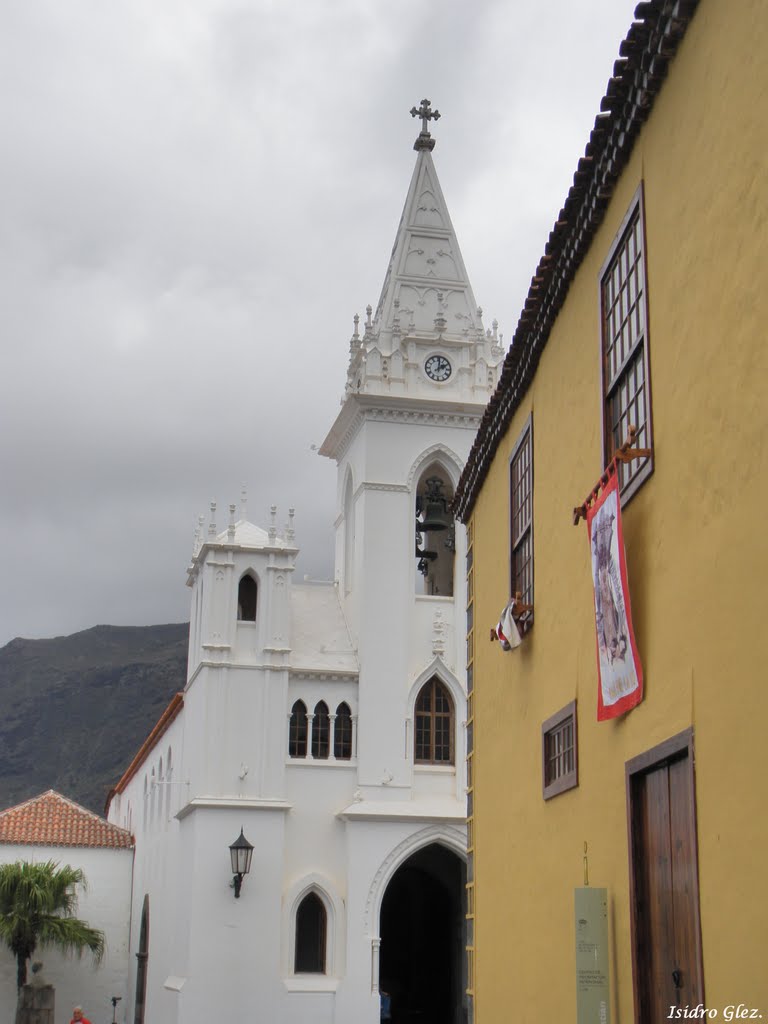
[496,600,522,651]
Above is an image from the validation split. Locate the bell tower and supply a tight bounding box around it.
[320,103,504,795]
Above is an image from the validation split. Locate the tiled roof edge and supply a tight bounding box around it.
[454,0,699,521]
[0,790,134,849]
[105,692,184,814]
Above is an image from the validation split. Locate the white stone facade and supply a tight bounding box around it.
[107,133,502,1024]
[0,844,133,1024]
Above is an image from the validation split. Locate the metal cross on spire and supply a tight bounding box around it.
[410,98,441,151]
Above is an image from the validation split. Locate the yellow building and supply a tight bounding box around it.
[454,0,768,1021]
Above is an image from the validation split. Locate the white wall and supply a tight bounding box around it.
[0,844,133,1024]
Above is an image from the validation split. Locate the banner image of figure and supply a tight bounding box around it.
[586,466,643,720]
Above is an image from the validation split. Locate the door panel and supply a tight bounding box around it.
[668,755,704,1003]
[636,762,676,1020]
[627,731,704,1024]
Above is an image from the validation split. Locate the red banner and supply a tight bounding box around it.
[586,465,643,720]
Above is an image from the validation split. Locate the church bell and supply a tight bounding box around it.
[416,477,451,533]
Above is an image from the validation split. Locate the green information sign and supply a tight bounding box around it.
[574,887,610,1024]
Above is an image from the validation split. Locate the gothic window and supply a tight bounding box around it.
[237,573,258,622]
[414,677,454,765]
[334,702,352,760]
[294,893,326,973]
[312,701,330,760]
[289,701,308,758]
[415,464,455,597]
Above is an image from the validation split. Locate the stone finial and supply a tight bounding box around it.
[286,507,295,543]
[268,505,277,543]
[410,98,441,151]
[349,313,362,358]
[240,485,248,521]
[366,305,373,330]
[227,504,236,541]
[208,501,217,538]
[492,318,499,341]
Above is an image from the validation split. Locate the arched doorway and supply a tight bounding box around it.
[133,894,149,1024]
[379,843,466,1024]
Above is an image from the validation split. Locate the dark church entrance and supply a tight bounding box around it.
[379,843,466,1024]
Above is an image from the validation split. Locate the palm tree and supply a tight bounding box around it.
[0,860,105,991]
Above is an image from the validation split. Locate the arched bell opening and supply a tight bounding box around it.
[237,572,258,622]
[414,464,455,597]
[379,843,467,1024]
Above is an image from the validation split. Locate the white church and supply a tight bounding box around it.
[103,103,503,1024]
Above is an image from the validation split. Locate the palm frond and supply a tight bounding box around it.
[0,860,105,988]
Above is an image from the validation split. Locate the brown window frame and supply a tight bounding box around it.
[541,700,578,799]
[509,414,533,631]
[414,677,455,765]
[599,183,654,504]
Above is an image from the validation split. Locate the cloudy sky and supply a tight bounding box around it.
[1,0,640,645]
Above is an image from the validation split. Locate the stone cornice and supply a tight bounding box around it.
[176,797,292,820]
[320,393,485,462]
[288,669,359,682]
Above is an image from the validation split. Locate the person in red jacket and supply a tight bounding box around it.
[70,1008,91,1024]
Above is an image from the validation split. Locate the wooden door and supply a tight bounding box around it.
[626,729,704,1023]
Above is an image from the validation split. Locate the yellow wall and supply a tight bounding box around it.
[470,0,768,1019]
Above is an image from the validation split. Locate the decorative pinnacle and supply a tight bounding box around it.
[410,98,440,151]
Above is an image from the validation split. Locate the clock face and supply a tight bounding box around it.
[425,354,452,382]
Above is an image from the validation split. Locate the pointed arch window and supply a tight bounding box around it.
[312,701,330,760]
[294,892,326,973]
[414,677,455,765]
[289,700,308,758]
[237,573,258,622]
[334,702,352,760]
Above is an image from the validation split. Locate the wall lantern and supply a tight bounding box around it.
[229,828,254,898]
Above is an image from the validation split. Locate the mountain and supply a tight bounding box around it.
[0,623,188,815]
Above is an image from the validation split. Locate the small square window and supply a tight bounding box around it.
[542,701,578,800]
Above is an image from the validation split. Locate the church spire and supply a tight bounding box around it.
[329,103,504,432]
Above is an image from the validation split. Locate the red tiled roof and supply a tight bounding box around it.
[0,790,134,849]
[104,692,184,816]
